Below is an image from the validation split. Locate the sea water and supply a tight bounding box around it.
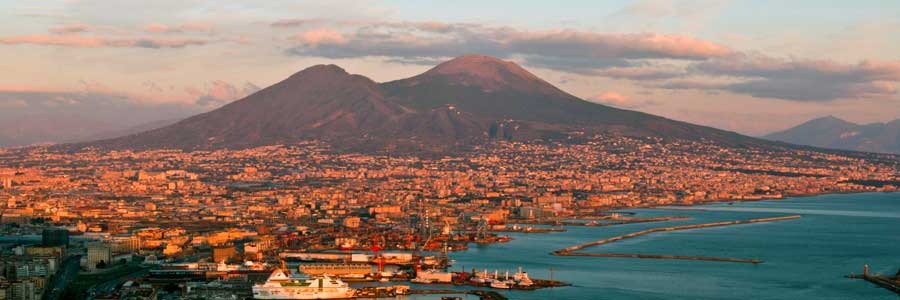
[391,192,900,299]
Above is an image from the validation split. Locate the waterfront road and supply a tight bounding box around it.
[43,255,81,300]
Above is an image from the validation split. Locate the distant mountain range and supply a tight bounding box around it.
[764,116,900,154]
[76,54,778,153]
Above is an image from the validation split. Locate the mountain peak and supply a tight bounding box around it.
[424,54,543,85]
[815,115,845,122]
[765,115,900,154]
[289,64,348,79]
[279,63,379,90]
[805,115,856,127]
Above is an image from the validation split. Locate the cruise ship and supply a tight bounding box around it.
[252,267,355,299]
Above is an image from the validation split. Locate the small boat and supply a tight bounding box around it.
[410,277,435,284]
[490,280,511,289]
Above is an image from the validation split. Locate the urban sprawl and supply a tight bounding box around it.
[0,137,898,300]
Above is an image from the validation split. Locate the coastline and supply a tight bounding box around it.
[444,192,900,299]
[636,190,900,211]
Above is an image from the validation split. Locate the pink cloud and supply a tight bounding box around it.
[284,20,734,74]
[589,92,630,107]
[695,54,900,81]
[508,30,733,60]
[0,34,208,48]
[144,22,214,34]
[0,85,67,93]
[0,34,108,47]
[186,80,260,108]
[593,66,683,79]
[687,54,900,101]
[49,23,91,34]
[291,28,347,45]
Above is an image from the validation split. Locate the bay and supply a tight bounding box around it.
[393,192,900,299]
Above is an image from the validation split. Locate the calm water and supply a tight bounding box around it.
[388,192,900,299]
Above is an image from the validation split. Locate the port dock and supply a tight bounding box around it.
[552,215,801,263]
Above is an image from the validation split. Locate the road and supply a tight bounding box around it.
[86,266,150,300]
[43,255,81,300]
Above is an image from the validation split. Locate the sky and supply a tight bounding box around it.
[1,0,899,137]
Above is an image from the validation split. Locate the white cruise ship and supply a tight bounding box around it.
[252,268,355,299]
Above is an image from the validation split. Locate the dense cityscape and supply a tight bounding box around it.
[1,136,897,299]
[3,2,900,299]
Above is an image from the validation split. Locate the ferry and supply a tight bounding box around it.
[252,264,355,299]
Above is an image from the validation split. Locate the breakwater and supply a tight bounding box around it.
[551,215,801,263]
[560,252,762,264]
[847,274,900,295]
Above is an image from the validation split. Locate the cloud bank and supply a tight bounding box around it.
[276,19,900,102]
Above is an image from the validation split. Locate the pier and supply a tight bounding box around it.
[561,216,691,227]
[560,252,762,264]
[847,265,900,296]
[552,215,801,263]
[490,227,567,233]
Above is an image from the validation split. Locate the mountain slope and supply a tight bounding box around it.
[83,54,780,152]
[765,116,900,154]
[381,55,764,145]
[91,65,411,150]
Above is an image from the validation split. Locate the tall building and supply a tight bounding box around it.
[41,228,68,248]
[86,243,111,270]
[110,235,141,254]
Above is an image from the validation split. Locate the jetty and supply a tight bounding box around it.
[561,216,691,227]
[552,215,801,263]
[491,226,567,233]
[846,265,900,296]
[560,252,762,264]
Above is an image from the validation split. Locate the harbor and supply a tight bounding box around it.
[246,264,568,299]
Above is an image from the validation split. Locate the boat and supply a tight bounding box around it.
[513,266,533,286]
[410,277,435,284]
[470,268,497,284]
[489,280,511,289]
[252,264,355,299]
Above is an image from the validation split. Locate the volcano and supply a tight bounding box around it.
[84,54,772,152]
